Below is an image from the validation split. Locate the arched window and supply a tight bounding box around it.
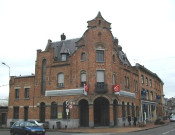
[81,53,86,61]
[122,102,125,120]
[127,102,130,116]
[51,102,57,119]
[40,102,45,122]
[81,71,86,87]
[132,103,135,117]
[41,59,46,94]
[113,55,115,63]
[57,73,64,88]
[62,101,70,119]
[112,73,116,85]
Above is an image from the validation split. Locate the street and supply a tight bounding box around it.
[1,122,175,135]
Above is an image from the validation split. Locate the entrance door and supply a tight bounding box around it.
[24,106,28,121]
[94,97,109,126]
[79,99,89,127]
[113,100,118,126]
[40,102,45,122]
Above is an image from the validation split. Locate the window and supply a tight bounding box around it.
[141,75,144,84]
[24,88,29,99]
[127,102,130,116]
[13,107,19,119]
[81,71,86,87]
[81,53,86,61]
[125,76,129,89]
[150,79,152,87]
[112,55,115,63]
[41,59,46,95]
[112,73,116,85]
[51,102,57,119]
[96,50,104,62]
[146,77,148,86]
[132,103,135,117]
[61,54,67,61]
[97,70,104,84]
[122,102,125,119]
[133,80,138,92]
[150,92,153,100]
[58,73,64,88]
[62,101,70,119]
[15,89,19,99]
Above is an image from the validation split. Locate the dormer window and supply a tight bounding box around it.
[61,54,67,61]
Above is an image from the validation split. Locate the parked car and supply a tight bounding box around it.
[170,115,175,122]
[28,120,44,127]
[10,121,45,135]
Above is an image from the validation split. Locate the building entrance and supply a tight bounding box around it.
[94,97,109,126]
[79,99,89,127]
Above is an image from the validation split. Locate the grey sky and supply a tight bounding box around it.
[0,0,175,99]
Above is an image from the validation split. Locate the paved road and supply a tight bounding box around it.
[1,122,175,135]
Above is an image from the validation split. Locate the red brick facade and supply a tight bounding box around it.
[7,12,164,128]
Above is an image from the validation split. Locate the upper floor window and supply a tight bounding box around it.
[24,88,29,99]
[41,59,46,95]
[141,75,144,84]
[61,54,67,61]
[15,89,19,99]
[58,73,64,88]
[81,53,86,61]
[133,80,138,92]
[150,79,152,87]
[96,50,104,62]
[112,55,115,63]
[125,76,129,89]
[146,77,148,86]
[81,71,86,87]
[97,70,104,84]
[112,73,116,85]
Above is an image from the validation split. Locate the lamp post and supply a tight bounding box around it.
[2,62,10,80]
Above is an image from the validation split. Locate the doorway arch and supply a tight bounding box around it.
[113,100,118,126]
[79,99,89,127]
[94,97,109,126]
[39,102,45,122]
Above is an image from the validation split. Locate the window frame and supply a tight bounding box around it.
[96,50,104,62]
[57,73,64,88]
[15,89,19,99]
[50,102,58,119]
[81,52,86,61]
[13,107,19,119]
[24,88,29,99]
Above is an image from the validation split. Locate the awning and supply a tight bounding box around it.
[45,88,84,96]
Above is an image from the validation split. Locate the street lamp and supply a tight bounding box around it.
[2,62,10,80]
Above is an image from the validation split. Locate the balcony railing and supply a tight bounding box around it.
[95,82,108,93]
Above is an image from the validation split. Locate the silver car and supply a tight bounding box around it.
[170,115,175,122]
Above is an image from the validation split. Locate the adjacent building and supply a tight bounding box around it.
[7,12,164,128]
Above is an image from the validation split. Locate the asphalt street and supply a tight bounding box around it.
[1,122,175,135]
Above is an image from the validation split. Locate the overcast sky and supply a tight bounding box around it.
[0,0,175,99]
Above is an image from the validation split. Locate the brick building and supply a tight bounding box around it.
[7,12,164,128]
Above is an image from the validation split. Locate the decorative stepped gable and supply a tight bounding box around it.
[87,11,111,30]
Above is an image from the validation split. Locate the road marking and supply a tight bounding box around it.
[171,129,175,131]
[162,131,170,135]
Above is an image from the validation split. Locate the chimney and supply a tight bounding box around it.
[61,33,66,40]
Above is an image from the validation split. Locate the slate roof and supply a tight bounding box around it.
[47,38,80,61]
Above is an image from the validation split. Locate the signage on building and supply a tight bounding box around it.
[84,84,89,92]
[113,85,120,94]
[58,112,62,119]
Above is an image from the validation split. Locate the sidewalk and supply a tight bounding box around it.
[57,120,170,133]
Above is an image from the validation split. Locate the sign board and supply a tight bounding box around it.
[113,85,120,92]
[66,108,69,113]
[58,112,62,119]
